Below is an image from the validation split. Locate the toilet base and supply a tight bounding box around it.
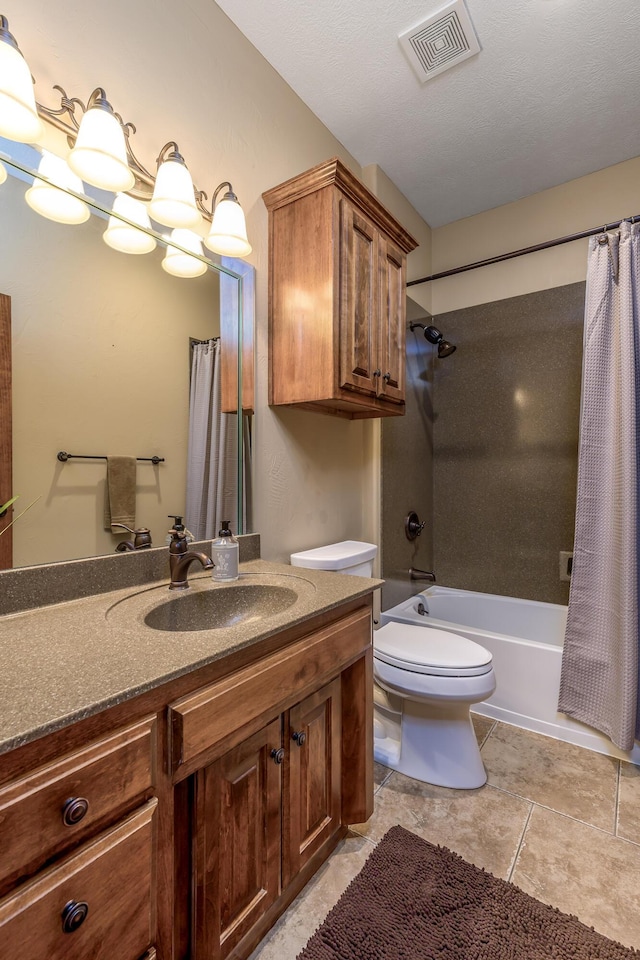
[373,687,489,789]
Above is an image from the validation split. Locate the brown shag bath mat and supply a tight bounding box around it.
[297,826,637,959]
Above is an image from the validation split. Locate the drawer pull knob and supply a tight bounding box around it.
[292,731,306,747]
[373,368,381,378]
[270,747,285,765]
[383,371,391,383]
[62,797,89,826]
[62,900,89,933]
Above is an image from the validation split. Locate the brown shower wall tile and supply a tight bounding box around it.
[432,283,585,604]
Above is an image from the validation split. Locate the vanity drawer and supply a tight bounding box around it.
[0,716,156,886]
[170,606,371,773]
[0,800,157,960]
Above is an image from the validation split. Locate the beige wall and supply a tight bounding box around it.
[1,0,430,565]
[429,156,640,314]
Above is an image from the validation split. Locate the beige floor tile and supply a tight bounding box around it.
[248,832,374,960]
[618,761,640,844]
[482,722,618,831]
[471,712,495,745]
[374,761,392,789]
[512,805,640,949]
[351,770,531,878]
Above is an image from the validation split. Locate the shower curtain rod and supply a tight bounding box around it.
[406,213,640,286]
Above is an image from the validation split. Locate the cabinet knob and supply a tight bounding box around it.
[62,797,89,826]
[292,731,306,747]
[61,899,89,934]
[383,371,391,383]
[270,747,285,765]
[373,369,381,378]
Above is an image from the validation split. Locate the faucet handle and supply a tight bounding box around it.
[112,523,152,549]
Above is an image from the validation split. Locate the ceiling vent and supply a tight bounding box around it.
[399,0,481,83]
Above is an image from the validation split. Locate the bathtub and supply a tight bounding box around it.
[380,585,640,763]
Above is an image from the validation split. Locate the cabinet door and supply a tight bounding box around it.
[284,678,342,886]
[377,235,406,404]
[193,718,282,960]
[339,199,380,396]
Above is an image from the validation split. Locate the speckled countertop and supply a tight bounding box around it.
[0,560,381,757]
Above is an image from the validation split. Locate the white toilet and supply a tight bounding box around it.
[290,540,496,789]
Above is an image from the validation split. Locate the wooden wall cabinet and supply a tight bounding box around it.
[263,157,418,419]
[0,597,373,960]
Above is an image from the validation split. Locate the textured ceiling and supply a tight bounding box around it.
[214,0,640,227]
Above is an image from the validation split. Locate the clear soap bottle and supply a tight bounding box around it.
[211,520,239,581]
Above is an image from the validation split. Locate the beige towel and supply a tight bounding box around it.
[104,456,137,532]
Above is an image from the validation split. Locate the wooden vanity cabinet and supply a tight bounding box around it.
[0,596,373,960]
[170,606,372,960]
[262,157,417,419]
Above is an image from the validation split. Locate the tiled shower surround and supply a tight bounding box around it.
[382,282,586,606]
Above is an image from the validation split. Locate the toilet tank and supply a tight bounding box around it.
[290,540,377,577]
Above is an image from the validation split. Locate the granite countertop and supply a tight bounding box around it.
[0,559,381,757]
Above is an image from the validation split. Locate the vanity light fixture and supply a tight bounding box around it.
[67,88,135,192]
[149,142,200,229]
[162,229,208,278]
[0,160,7,184]
[24,149,90,224]
[103,193,157,255]
[204,181,252,257]
[0,15,43,143]
[0,14,252,259]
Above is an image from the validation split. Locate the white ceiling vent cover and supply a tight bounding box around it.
[399,0,481,83]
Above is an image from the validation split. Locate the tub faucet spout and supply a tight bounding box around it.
[410,567,436,582]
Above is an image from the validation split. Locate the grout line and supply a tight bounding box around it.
[507,802,534,883]
[613,759,621,837]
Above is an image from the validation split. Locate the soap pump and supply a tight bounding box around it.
[211,520,239,581]
[166,515,194,545]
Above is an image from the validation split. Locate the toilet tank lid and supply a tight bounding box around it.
[290,540,377,570]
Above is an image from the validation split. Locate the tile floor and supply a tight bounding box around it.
[249,717,640,959]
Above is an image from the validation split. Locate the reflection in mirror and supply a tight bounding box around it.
[0,149,253,569]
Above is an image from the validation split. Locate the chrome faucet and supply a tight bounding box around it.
[168,527,214,590]
[409,567,436,582]
[112,523,153,551]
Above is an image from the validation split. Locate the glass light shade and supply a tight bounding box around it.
[149,158,200,228]
[0,161,7,185]
[103,193,156,255]
[0,35,44,143]
[204,196,252,257]
[162,229,207,278]
[68,106,135,192]
[25,151,90,224]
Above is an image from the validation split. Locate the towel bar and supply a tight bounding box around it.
[57,452,165,465]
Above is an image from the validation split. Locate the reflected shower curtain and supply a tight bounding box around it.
[185,340,238,540]
[558,221,640,751]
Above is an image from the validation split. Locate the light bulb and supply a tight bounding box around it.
[68,89,134,192]
[149,144,200,229]
[25,150,90,224]
[162,229,207,278]
[0,17,44,143]
[204,186,251,258]
[103,193,156,254]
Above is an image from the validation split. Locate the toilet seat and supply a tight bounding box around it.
[374,622,493,677]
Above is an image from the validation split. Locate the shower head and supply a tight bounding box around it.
[409,322,457,358]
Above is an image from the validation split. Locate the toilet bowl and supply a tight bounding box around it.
[373,621,495,788]
[290,540,495,789]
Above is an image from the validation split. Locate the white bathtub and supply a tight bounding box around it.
[380,585,640,763]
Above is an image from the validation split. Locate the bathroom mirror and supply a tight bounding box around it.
[0,145,253,569]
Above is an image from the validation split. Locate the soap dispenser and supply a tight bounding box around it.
[211,520,239,581]
[166,516,194,545]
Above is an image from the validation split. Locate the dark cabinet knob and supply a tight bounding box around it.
[383,371,391,382]
[62,797,89,826]
[373,368,381,378]
[61,899,89,933]
[270,747,285,765]
[292,731,306,747]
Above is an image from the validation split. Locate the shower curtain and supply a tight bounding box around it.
[558,221,640,751]
[185,339,239,540]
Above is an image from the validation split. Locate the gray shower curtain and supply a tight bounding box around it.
[558,221,640,751]
[185,339,238,540]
